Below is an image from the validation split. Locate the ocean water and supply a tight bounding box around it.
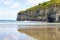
[0,20,37,40]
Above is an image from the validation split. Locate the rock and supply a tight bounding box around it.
[17,0,60,22]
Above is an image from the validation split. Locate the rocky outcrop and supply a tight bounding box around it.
[17,0,60,22]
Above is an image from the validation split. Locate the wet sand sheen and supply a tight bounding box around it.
[0,27,36,40]
[18,26,60,40]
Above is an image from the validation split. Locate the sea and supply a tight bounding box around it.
[0,20,37,40]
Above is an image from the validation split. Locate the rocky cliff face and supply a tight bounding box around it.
[17,0,60,22]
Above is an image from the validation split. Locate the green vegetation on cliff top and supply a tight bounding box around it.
[20,0,60,12]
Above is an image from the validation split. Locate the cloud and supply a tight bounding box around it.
[0,0,13,6]
[0,7,18,20]
[2,0,20,8]
[0,2,2,5]
[3,1,12,6]
[0,0,20,20]
[11,2,20,8]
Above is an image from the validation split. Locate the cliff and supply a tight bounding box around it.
[17,0,60,22]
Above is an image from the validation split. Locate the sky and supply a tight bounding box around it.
[0,0,50,20]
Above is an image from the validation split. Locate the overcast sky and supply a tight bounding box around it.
[0,0,50,20]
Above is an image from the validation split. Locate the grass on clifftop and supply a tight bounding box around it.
[19,0,60,12]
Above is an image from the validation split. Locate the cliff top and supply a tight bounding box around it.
[19,0,60,12]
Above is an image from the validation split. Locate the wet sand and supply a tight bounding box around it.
[18,25,60,40]
[0,24,37,40]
